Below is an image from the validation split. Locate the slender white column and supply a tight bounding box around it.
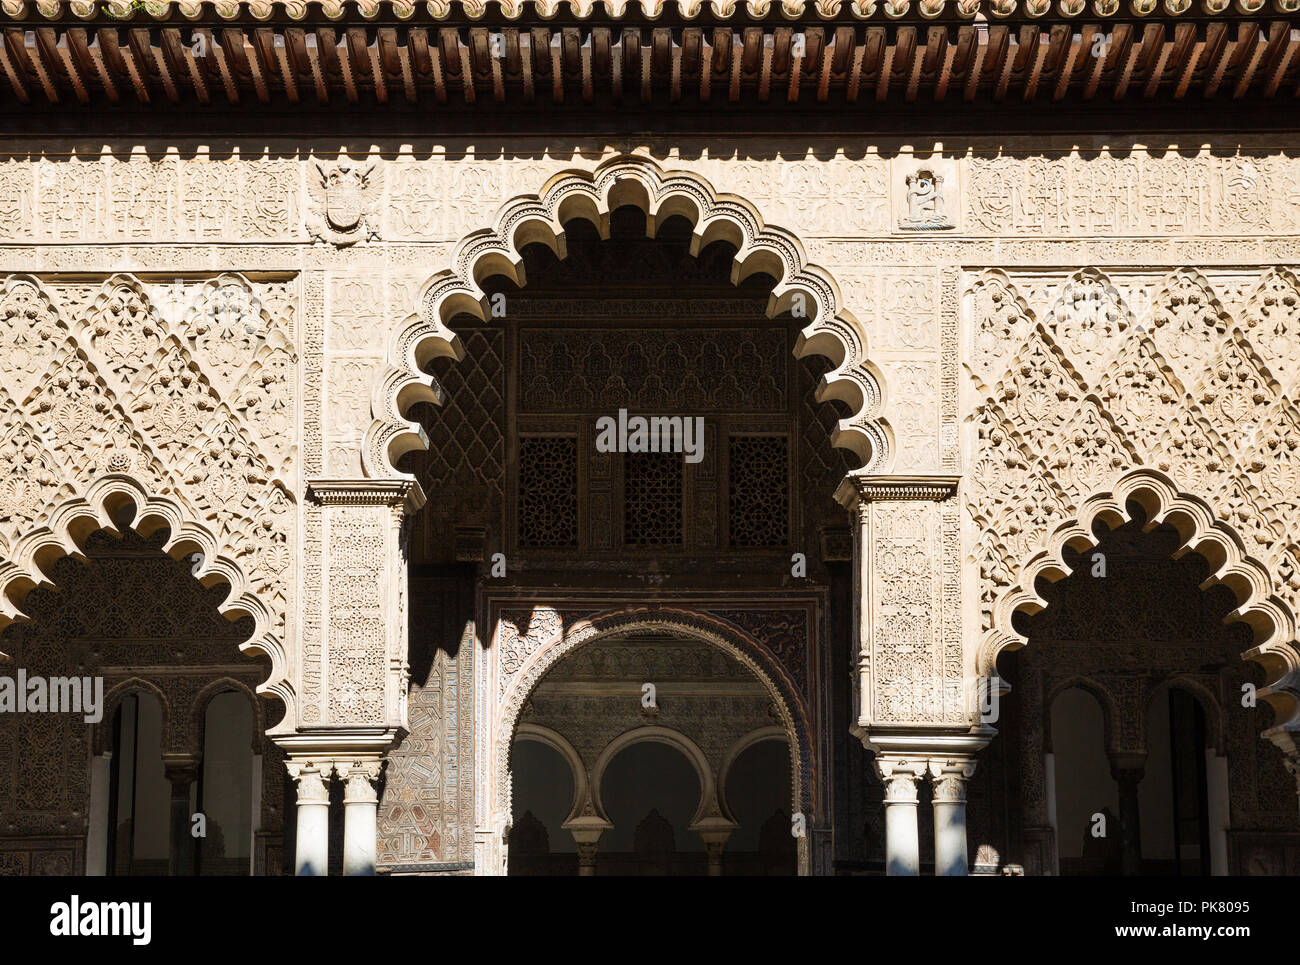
[929,759,977,876]
[86,752,112,876]
[249,753,263,876]
[876,758,926,876]
[287,760,332,876]
[1206,750,1229,876]
[338,760,383,876]
[1044,752,1060,876]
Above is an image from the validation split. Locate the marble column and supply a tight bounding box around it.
[338,760,383,876]
[691,817,738,877]
[1205,750,1229,876]
[575,841,599,876]
[565,816,612,877]
[86,752,112,876]
[287,760,332,876]
[929,759,977,876]
[697,830,734,877]
[877,758,927,876]
[1110,754,1145,877]
[163,756,199,876]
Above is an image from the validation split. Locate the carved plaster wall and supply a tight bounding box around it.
[2,136,1300,869]
[967,268,1300,744]
[0,271,298,725]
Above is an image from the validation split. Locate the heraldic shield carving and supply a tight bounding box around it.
[309,159,381,246]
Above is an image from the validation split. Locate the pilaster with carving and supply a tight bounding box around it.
[837,474,977,738]
[289,479,422,748]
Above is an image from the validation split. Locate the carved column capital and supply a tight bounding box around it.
[336,759,384,805]
[928,758,978,803]
[1108,751,1147,786]
[285,759,334,804]
[875,757,928,803]
[161,754,200,787]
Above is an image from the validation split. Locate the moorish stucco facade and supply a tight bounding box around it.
[1,0,1299,877]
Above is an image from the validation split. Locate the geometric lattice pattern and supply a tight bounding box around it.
[518,436,579,548]
[378,574,475,869]
[728,435,789,548]
[404,328,505,562]
[623,451,683,547]
[0,272,297,635]
[519,327,786,412]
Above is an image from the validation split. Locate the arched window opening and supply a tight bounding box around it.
[601,742,702,876]
[508,740,575,876]
[196,691,255,876]
[1050,688,1117,876]
[107,693,171,876]
[1015,499,1297,875]
[723,738,795,876]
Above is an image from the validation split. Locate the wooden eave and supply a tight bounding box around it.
[2,1,1299,111]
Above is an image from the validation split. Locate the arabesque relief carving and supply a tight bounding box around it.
[968,267,1300,751]
[3,138,1300,875]
[0,272,298,723]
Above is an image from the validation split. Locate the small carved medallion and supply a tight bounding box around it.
[309,159,380,246]
[899,168,954,231]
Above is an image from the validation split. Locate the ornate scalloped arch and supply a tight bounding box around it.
[980,468,1300,741]
[493,605,814,844]
[0,474,295,731]
[364,154,891,479]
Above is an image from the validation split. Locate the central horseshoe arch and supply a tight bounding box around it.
[496,606,816,875]
[363,154,892,482]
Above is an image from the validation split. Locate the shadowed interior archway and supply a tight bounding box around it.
[982,468,1300,750]
[0,475,292,730]
[497,607,815,874]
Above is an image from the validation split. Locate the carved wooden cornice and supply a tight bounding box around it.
[0,3,1295,109]
[835,472,960,506]
[307,476,426,510]
[5,0,1295,22]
